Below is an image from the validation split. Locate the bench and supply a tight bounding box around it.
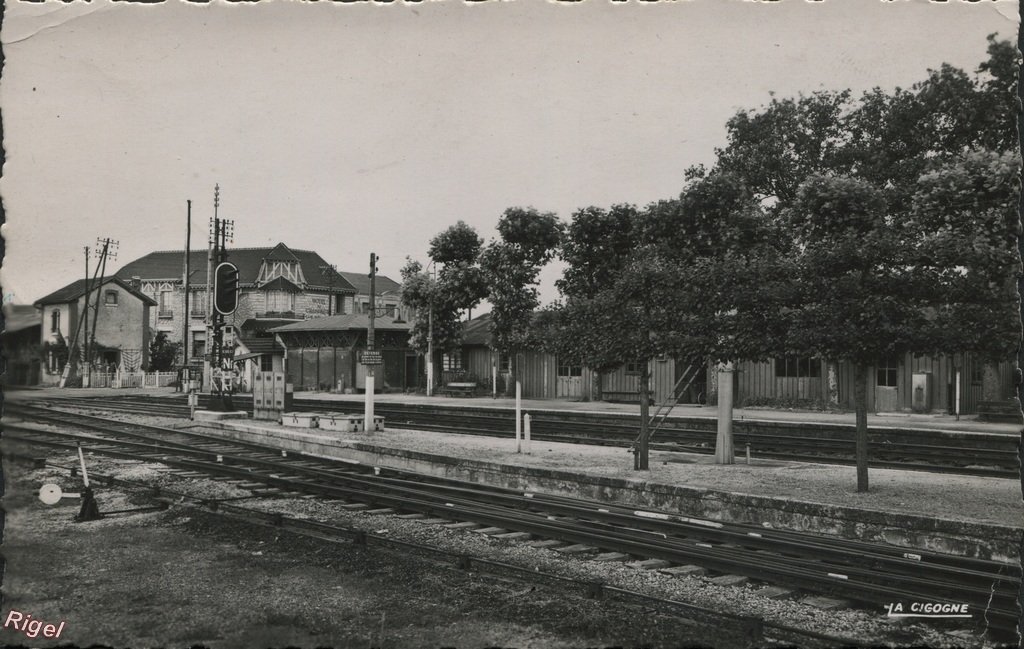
[443,382,478,398]
[602,391,655,406]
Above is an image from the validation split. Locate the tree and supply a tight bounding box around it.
[714,90,853,208]
[428,220,484,267]
[785,176,931,493]
[401,221,490,368]
[909,149,1022,402]
[399,258,463,356]
[148,331,181,372]
[546,178,788,470]
[480,207,563,386]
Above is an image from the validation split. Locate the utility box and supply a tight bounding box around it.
[282,412,319,429]
[911,372,931,412]
[253,372,290,421]
[318,412,364,433]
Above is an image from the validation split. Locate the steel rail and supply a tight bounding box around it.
[8,423,1018,636]
[25,457,859,648]
[9,404,1019,587]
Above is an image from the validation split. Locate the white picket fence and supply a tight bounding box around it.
[84,371,177,389]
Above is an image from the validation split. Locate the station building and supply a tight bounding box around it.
[113,242,407,375]
[269,314,417,393]
[450,313,1016,416]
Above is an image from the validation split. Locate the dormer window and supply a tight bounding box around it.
[256,259,306,287]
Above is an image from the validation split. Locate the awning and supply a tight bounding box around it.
[233,352,264,362]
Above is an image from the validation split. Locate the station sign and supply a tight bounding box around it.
[360,350,383,366]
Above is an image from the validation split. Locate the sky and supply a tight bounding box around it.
[1,0,1018,308]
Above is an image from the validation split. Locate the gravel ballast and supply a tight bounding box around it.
[3,441,997,648]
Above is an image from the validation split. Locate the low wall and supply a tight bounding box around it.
[206,421,1021,563]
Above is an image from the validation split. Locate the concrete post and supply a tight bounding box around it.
[515,380,522,453]
[715,361,735,464]
[524,413,531,454]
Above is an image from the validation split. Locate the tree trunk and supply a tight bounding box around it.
[590,370,602,402]
[981,362,1003,402]
[853,362,870,493]
[826,359,840,409]
[707,363,719,406]
[636,361,650,470]
[715,361,735,464]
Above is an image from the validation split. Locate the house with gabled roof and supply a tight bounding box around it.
[33,276,157,381]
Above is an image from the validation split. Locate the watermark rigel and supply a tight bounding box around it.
[3,610,67,639]
[885,602,971,618]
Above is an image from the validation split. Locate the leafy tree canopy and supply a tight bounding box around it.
[148,331,181,372]
[428,220,484,267]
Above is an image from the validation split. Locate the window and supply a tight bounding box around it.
[260,355,274,372]
[158,290,173,318]
[442,353,462,371]
[558,363,582,377]
[50,310,60,333]
[625,361,642,375]
[499,353,511,372]
[774,356,821,378]
[192,332,206,360]
[877,356,899,387]
[266,290,294,313]
[104,290,118,306]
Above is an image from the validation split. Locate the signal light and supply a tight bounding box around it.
[214,262,239,315]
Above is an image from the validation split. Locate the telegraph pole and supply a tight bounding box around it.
[86,238,118,374]
[82,246,90,371]
[204,185,217,392]
[183,199,191,367]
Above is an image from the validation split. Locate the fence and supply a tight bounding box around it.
[83,370,177,389]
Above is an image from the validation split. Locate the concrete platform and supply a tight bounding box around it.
[290,390,1023,435]
[195,417,1023,563]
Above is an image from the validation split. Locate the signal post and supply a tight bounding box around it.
[202,185,240,413]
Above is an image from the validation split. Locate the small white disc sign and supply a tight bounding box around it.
[39,484,63,506]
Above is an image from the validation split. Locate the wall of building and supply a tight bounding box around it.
[77,286,151,368]
[600,359,675,403]
[728,354,1015,415]
[39,302,77,346]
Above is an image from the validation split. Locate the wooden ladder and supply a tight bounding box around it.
[633,360,705,448]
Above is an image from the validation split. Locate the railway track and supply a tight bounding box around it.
[6,403,1020,640]
[24,394,1021,479]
